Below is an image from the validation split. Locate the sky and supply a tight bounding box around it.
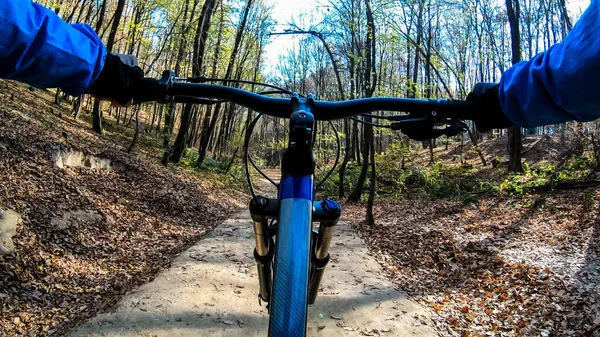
[567,0,590,17]
[262,0,324,79]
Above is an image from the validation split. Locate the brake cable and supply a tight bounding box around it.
[181,76,466,193]
[244,113,262,199]
[350,116,392,128]
[178,76,298,96]
[315,120,341,189]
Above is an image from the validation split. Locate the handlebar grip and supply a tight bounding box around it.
[441,99,477,120]
[133,71,177,104]
[132,78,161,104]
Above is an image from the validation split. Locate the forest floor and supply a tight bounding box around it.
[0,81,247,336]
[343,138,600,336]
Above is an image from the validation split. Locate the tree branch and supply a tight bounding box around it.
[270,29,346,100]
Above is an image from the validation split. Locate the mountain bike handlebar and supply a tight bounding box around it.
[134,70,476,138]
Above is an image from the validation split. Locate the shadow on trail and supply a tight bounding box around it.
[70,287,409,336]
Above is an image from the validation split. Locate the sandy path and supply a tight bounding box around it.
[70,172,438,336]
[69,211,437,337]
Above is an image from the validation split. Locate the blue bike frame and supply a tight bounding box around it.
[268,175,314,336]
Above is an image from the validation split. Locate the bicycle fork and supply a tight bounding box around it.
[249,196,341,306]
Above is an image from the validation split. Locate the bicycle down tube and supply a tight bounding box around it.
[269,101,315,336]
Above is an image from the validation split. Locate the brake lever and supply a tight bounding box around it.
[442,121,468,137]
[391,118,467,141]
[132,70,175,105]
[169,96,226,105]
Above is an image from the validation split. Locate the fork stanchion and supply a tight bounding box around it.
[254,245,273,304]
[308,199,341,304]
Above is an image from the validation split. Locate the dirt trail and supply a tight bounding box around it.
[70,170,438,337]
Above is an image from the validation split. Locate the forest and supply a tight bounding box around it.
[0,0,598,336]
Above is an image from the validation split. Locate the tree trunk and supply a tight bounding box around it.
[338,119,351,198]
[224,146,239,174]
[468,128,488,166]
[339,45,357,197]
[148,103,158,131]
[54,88,62,106]
[92,0,125,135]
[65,0,81,23]
[197,0,252,167]
[348,0,377,204]
[428,140,435,165]
[348,123,370,202]
[364,0,377,224]
[116,107,121,125]
[91,100,102,134]
[94,0,107,32]
[170,0,218,163]
[106,0,125,52]
[558,0,573,34]
[54,0,64,15]
[170,104,195,162]
[156,105,163,135]
[366,133,376,226]
[352,120,360,163]
[90,0,108,135]
[74,0,87,23]
[506,0,523,172]
[161,0,197,164]
[409,1,424,98]
[72,96,82,119]
[128,105,141,153]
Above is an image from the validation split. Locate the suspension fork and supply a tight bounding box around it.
[249,196,279,304]
[249,196,341,305]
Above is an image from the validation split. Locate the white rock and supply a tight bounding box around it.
[0,209,21,255]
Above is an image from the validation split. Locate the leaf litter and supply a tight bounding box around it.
[344,193,600,337]
[0,81,245,336]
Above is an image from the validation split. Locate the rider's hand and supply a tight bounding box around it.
[466,83,514,132]
[84,53,144,106]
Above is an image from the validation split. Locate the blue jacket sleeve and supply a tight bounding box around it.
[499,0,600,128]
[0,0,106,96]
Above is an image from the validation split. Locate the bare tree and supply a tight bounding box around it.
[506,0,524,172]
[91,0,125,135]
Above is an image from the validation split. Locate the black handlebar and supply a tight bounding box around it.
[158,82,475,121]
[133,70,475,142]
[134,70,476,121]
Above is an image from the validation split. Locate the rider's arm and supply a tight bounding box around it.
[0,0,106,96]
[499,0,600,127]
